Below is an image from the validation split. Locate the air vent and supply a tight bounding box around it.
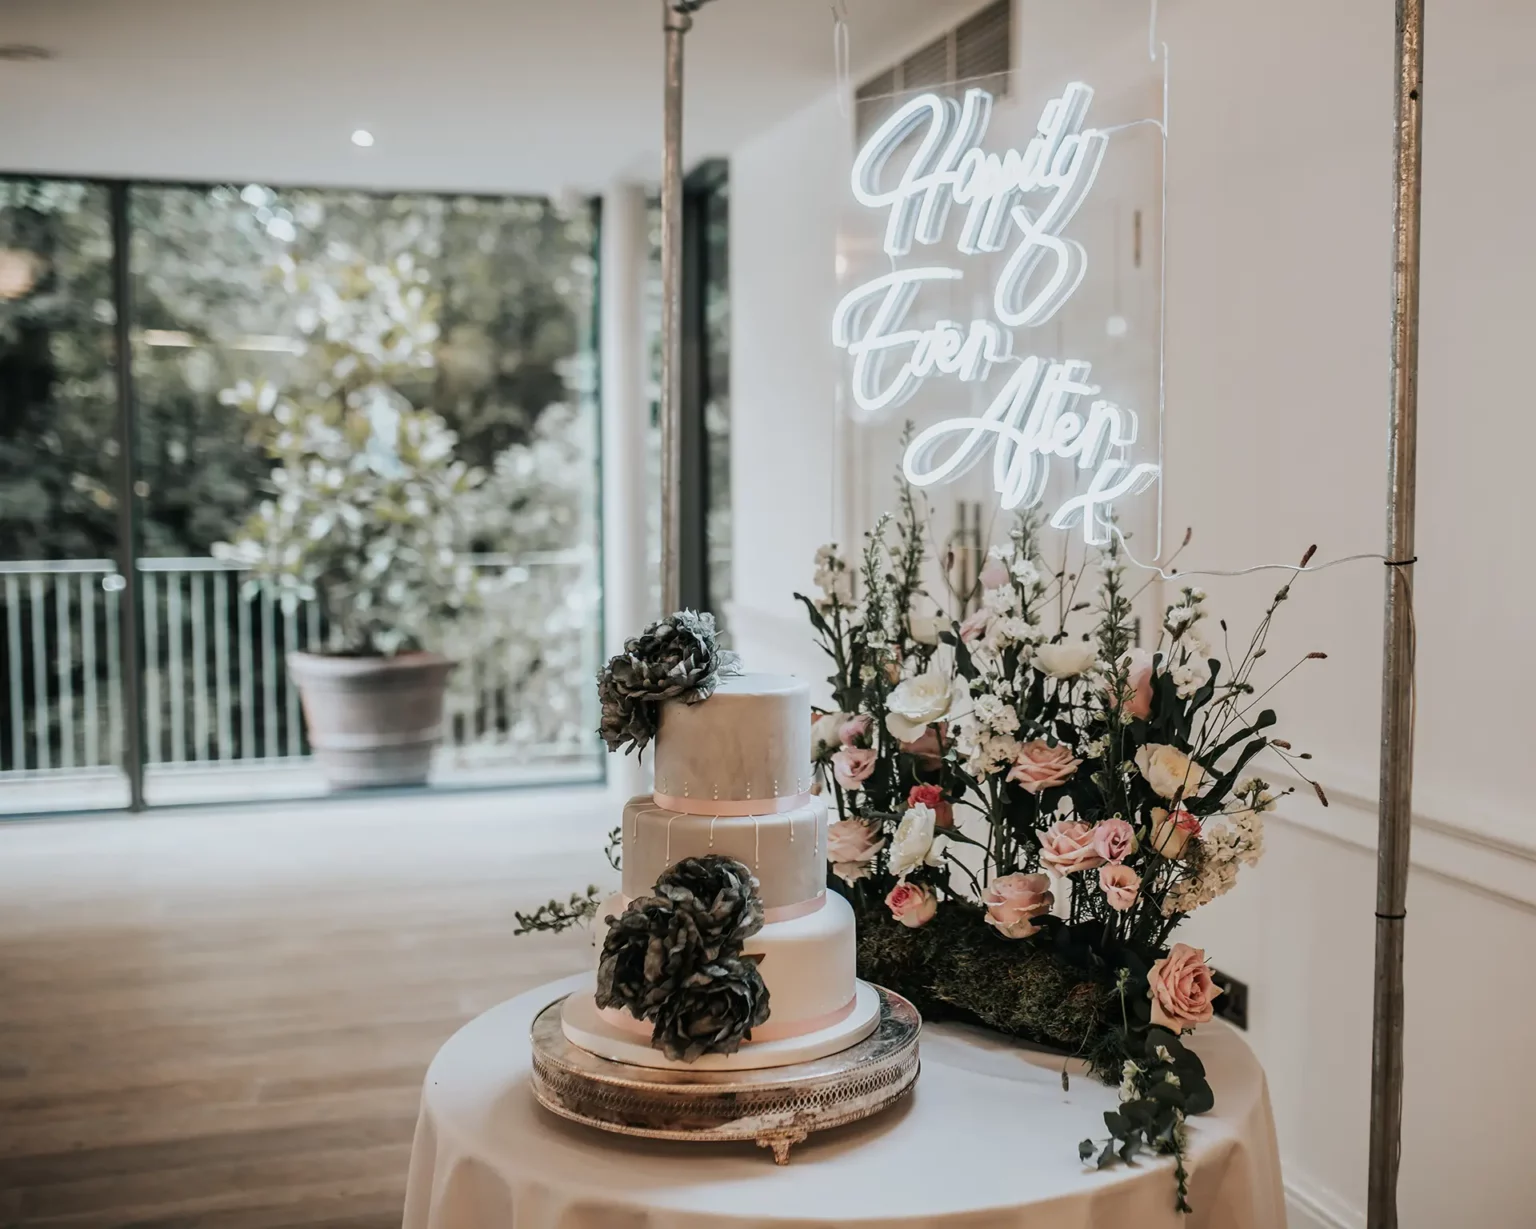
[854,0,1011,138]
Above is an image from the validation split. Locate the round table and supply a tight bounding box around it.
[402,974,1285,1229]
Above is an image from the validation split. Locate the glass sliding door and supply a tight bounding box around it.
[128,185,604,805]
[0,173,605,814]
[0,179,130,813]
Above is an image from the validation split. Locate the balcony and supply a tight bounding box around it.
[0,552,602,815]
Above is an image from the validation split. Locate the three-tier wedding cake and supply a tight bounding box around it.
[561,672,882,1070]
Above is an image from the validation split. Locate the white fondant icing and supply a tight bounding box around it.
[653,674,811,804]
[621,794,829,910]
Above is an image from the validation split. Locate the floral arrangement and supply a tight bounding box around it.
[595,855,770,1062]
[799,489,1325,1211]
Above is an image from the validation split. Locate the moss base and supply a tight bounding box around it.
[855,901,1123,1078]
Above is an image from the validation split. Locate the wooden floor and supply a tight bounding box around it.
[0,789,614,1229]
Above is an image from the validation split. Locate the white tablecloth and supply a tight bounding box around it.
[402,973,1285,1229]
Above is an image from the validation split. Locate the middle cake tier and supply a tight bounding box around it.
[620,792,828,912]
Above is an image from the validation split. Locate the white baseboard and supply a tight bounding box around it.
[1285,1174,1363,1229]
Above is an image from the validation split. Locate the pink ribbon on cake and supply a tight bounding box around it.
[652,790,814,817]
[599,994,856,1044]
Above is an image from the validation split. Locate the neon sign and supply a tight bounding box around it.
[835,83,1159,546]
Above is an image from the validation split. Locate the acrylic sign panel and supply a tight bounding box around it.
[836,23,1166,557]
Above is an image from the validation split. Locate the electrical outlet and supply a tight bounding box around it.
[1209,968,1249,1030]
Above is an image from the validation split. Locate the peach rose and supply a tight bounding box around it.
[899,723,945,771]
[1150,806,1202,859]
[811,710,850,753]
[1148,942,1222,1032]
[1116,648,1155,720]
[1099,863,1141,911]
[979,556,1011,589]
[1135,743,1209,801]
[1038,819,1106,874]
[983,872,1054,939]
[826,819,885,884]
[1007,740,1082,794]
[839,714,871,746]
[886,881,938,928]
[832,746,877,790]
[1091,817,1136,863]
[958,607,990,643]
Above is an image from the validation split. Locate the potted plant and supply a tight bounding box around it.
[215,250,486,789]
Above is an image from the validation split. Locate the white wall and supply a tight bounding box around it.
[726,1,1536,1225]
[728,90,853,689]
[1162,0,1536,1225]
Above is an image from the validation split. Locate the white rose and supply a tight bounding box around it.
[1135,743,1210,801]
[907,609,949,646]
[888,803,942,878]
[811,711,850,753]
[884,670,953,742]
[1035,640,1098,679]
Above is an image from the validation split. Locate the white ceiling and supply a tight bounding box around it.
[0,0,990,194]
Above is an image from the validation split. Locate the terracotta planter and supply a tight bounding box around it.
[287,651,455,790]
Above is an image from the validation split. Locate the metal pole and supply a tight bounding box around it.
[659,0,692,614]
[108,182,147,812]
[1368,2,1424,1225]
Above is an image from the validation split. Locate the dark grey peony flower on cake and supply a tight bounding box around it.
[594,855,771,1060]
[651,954,771,1062]
[594,893,704,1020]
[596,610,742,755]
[654,855,765,954]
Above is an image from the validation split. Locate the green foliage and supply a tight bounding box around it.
[513,887,604,936]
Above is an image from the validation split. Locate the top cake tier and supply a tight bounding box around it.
[653,673,812,808]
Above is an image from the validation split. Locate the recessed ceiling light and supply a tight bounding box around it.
[350,129,375,148]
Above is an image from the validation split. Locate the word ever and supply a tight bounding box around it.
[832,268,1011,414]
[834,80,1160,543]
[903,358,1158,546]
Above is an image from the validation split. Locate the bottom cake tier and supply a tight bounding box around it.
[566,890,875,1070]
[561,977,882,1071]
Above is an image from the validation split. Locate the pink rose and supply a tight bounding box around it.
[1117,648,1154,720]
[1150,806,1202,859]
[885,881,938,928]
[838,714,871,746]
[826,819,885,884]
[1038,819,1106,874]
[1148,942,1222,1032]
[983,872,1054,939]
[1099,863,1141,911]
[979,556,1010,589]
[900,723,945,770]
[1091,817,1136,863]
[958,608,990,643]
[831,746,877,790]
[1008,740,1082,794]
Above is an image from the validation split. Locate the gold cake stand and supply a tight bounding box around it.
[529,985,920,1164]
